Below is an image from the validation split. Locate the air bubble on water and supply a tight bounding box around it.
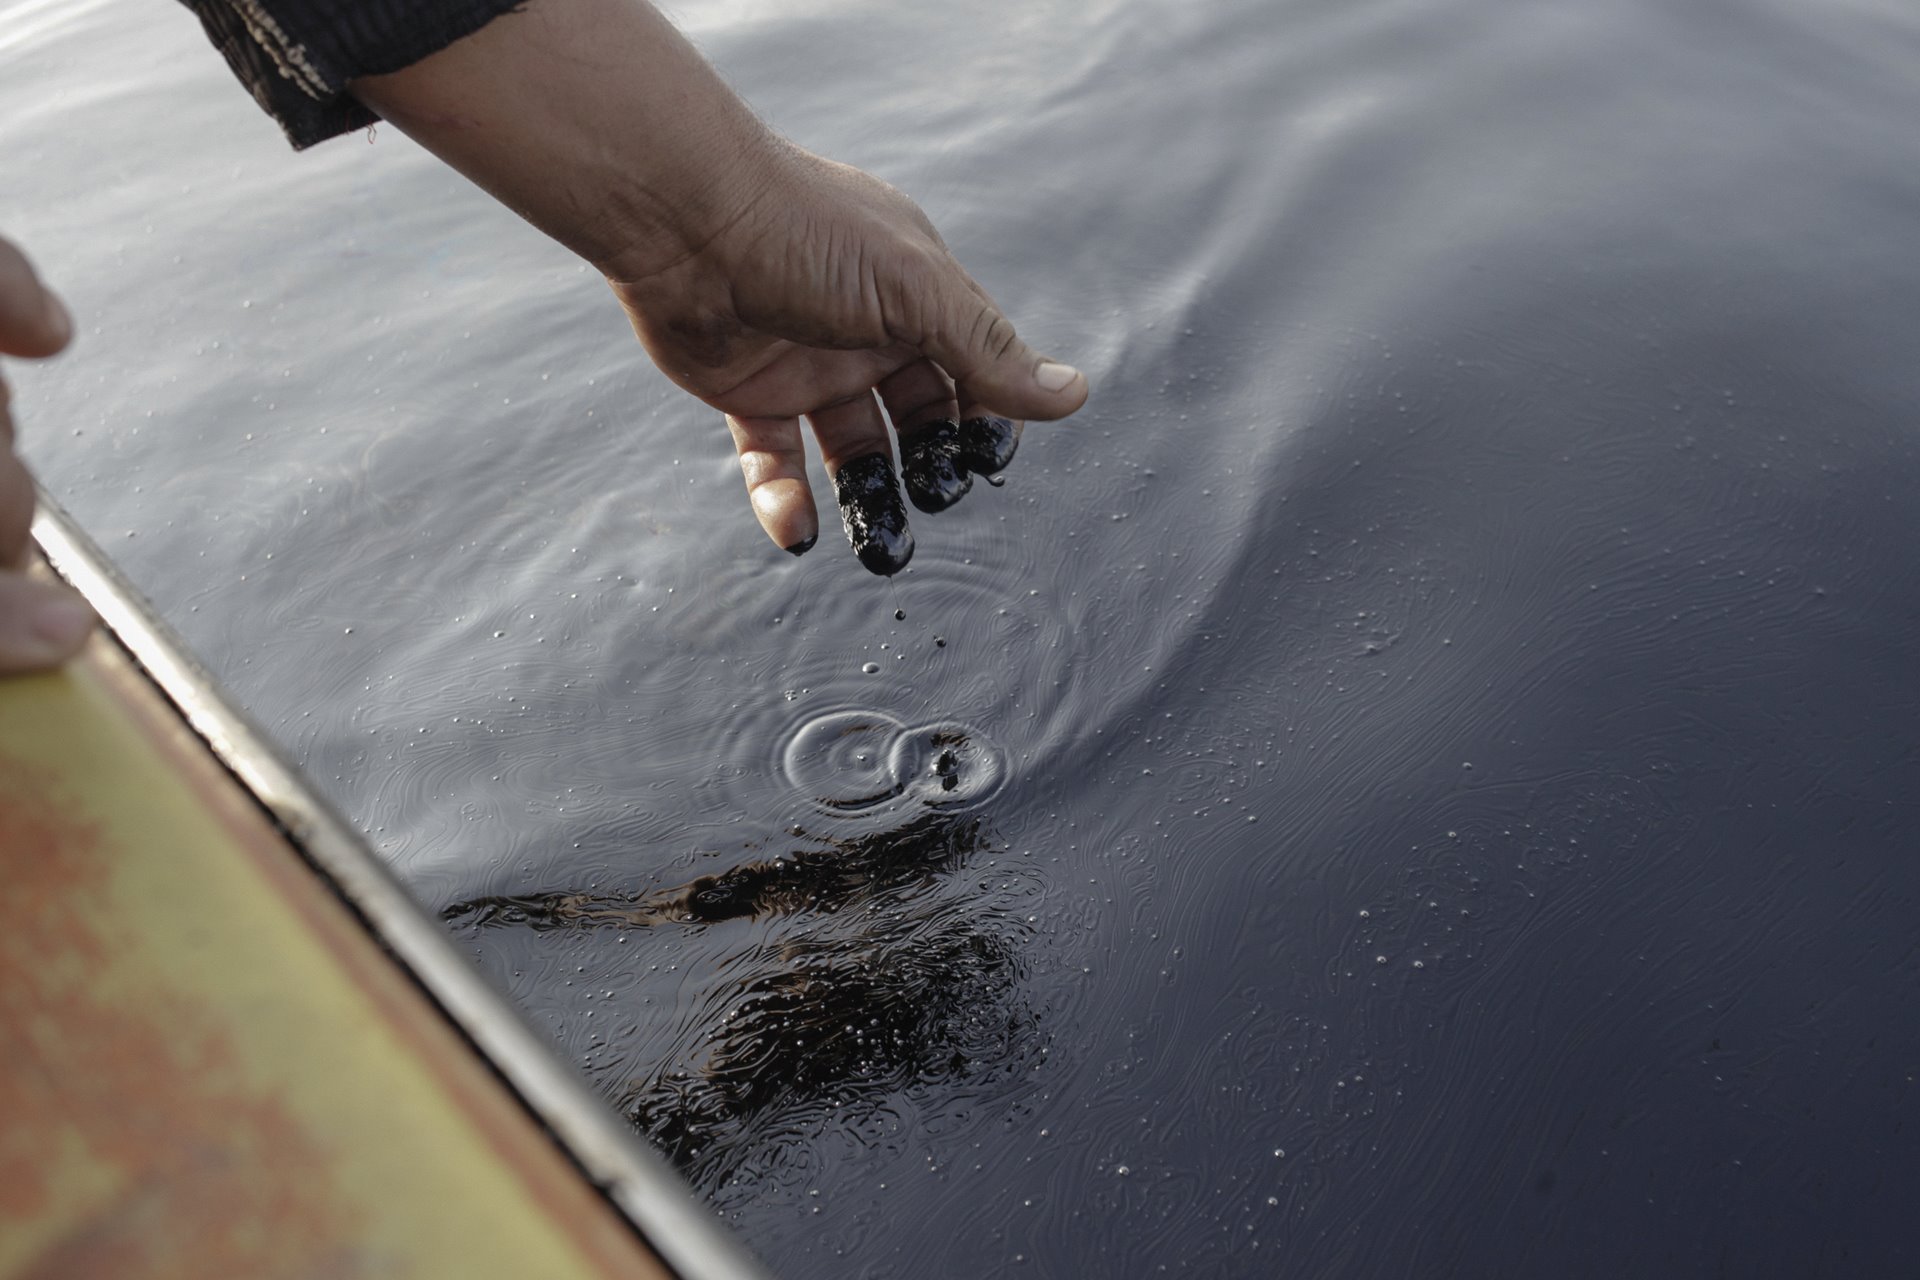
[861,661,881,674]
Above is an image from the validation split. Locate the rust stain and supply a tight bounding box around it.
[89,658,670,1279]
[0,752,368,1280]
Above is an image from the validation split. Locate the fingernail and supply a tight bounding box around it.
[784,534,817,557]
[956,416,1020,474]
[832,453,914,576]
[901,420,973,514]
[1034,361,1080,393]
[31,595,95,652]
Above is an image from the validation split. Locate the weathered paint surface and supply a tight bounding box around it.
[0,636,671,1280]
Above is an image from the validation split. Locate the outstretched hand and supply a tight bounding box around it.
[0,235,94,674]
[607,144,1086,569]
[353,0,1086,573]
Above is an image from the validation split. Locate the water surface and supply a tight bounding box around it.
[5,0,1920,1274]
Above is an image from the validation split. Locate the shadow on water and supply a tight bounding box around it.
[442,812,1049,1189]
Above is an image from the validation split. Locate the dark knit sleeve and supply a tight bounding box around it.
[177,0,525,149]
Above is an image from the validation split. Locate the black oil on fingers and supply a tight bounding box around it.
[834,453,915,575]
[901,419,973,513]
[956,416,1020,474]
[784,533,818,557]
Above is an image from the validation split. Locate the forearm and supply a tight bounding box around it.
[350,0,777,280]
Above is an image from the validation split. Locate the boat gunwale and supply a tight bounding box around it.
[30,490,773,1280]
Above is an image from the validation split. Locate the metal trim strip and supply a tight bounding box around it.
[31,492,772,1280]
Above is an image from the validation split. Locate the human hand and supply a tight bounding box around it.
[351,0,1087,573]
[0,235,95,673]
[606,144,1088,571]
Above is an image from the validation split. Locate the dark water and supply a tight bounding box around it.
[7,0,1920,1274]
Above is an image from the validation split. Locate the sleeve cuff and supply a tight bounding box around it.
[180,0,526,150]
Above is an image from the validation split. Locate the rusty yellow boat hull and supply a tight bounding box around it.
[0,499,767,1280]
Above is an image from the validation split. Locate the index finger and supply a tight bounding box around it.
[0,236,72,359]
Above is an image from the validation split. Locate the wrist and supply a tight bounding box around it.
[589,114,786,285]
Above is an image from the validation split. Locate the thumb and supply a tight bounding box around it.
[0,236,71,359]
[0,571,95,675]
[915,261,1088,422]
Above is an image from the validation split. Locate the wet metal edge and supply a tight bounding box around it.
[31,492,774,1280]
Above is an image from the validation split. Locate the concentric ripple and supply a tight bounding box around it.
[780,710,910,812]
[780,709,1007,816]
[887,719,1008,809]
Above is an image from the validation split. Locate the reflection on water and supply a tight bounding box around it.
[445,811,1047,1190]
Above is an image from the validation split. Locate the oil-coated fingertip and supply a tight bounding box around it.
[857,529,915,576]
[902,419,973,513]
[784,534,818,557]
[834,453,915,576]
[957,416,1020,474]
